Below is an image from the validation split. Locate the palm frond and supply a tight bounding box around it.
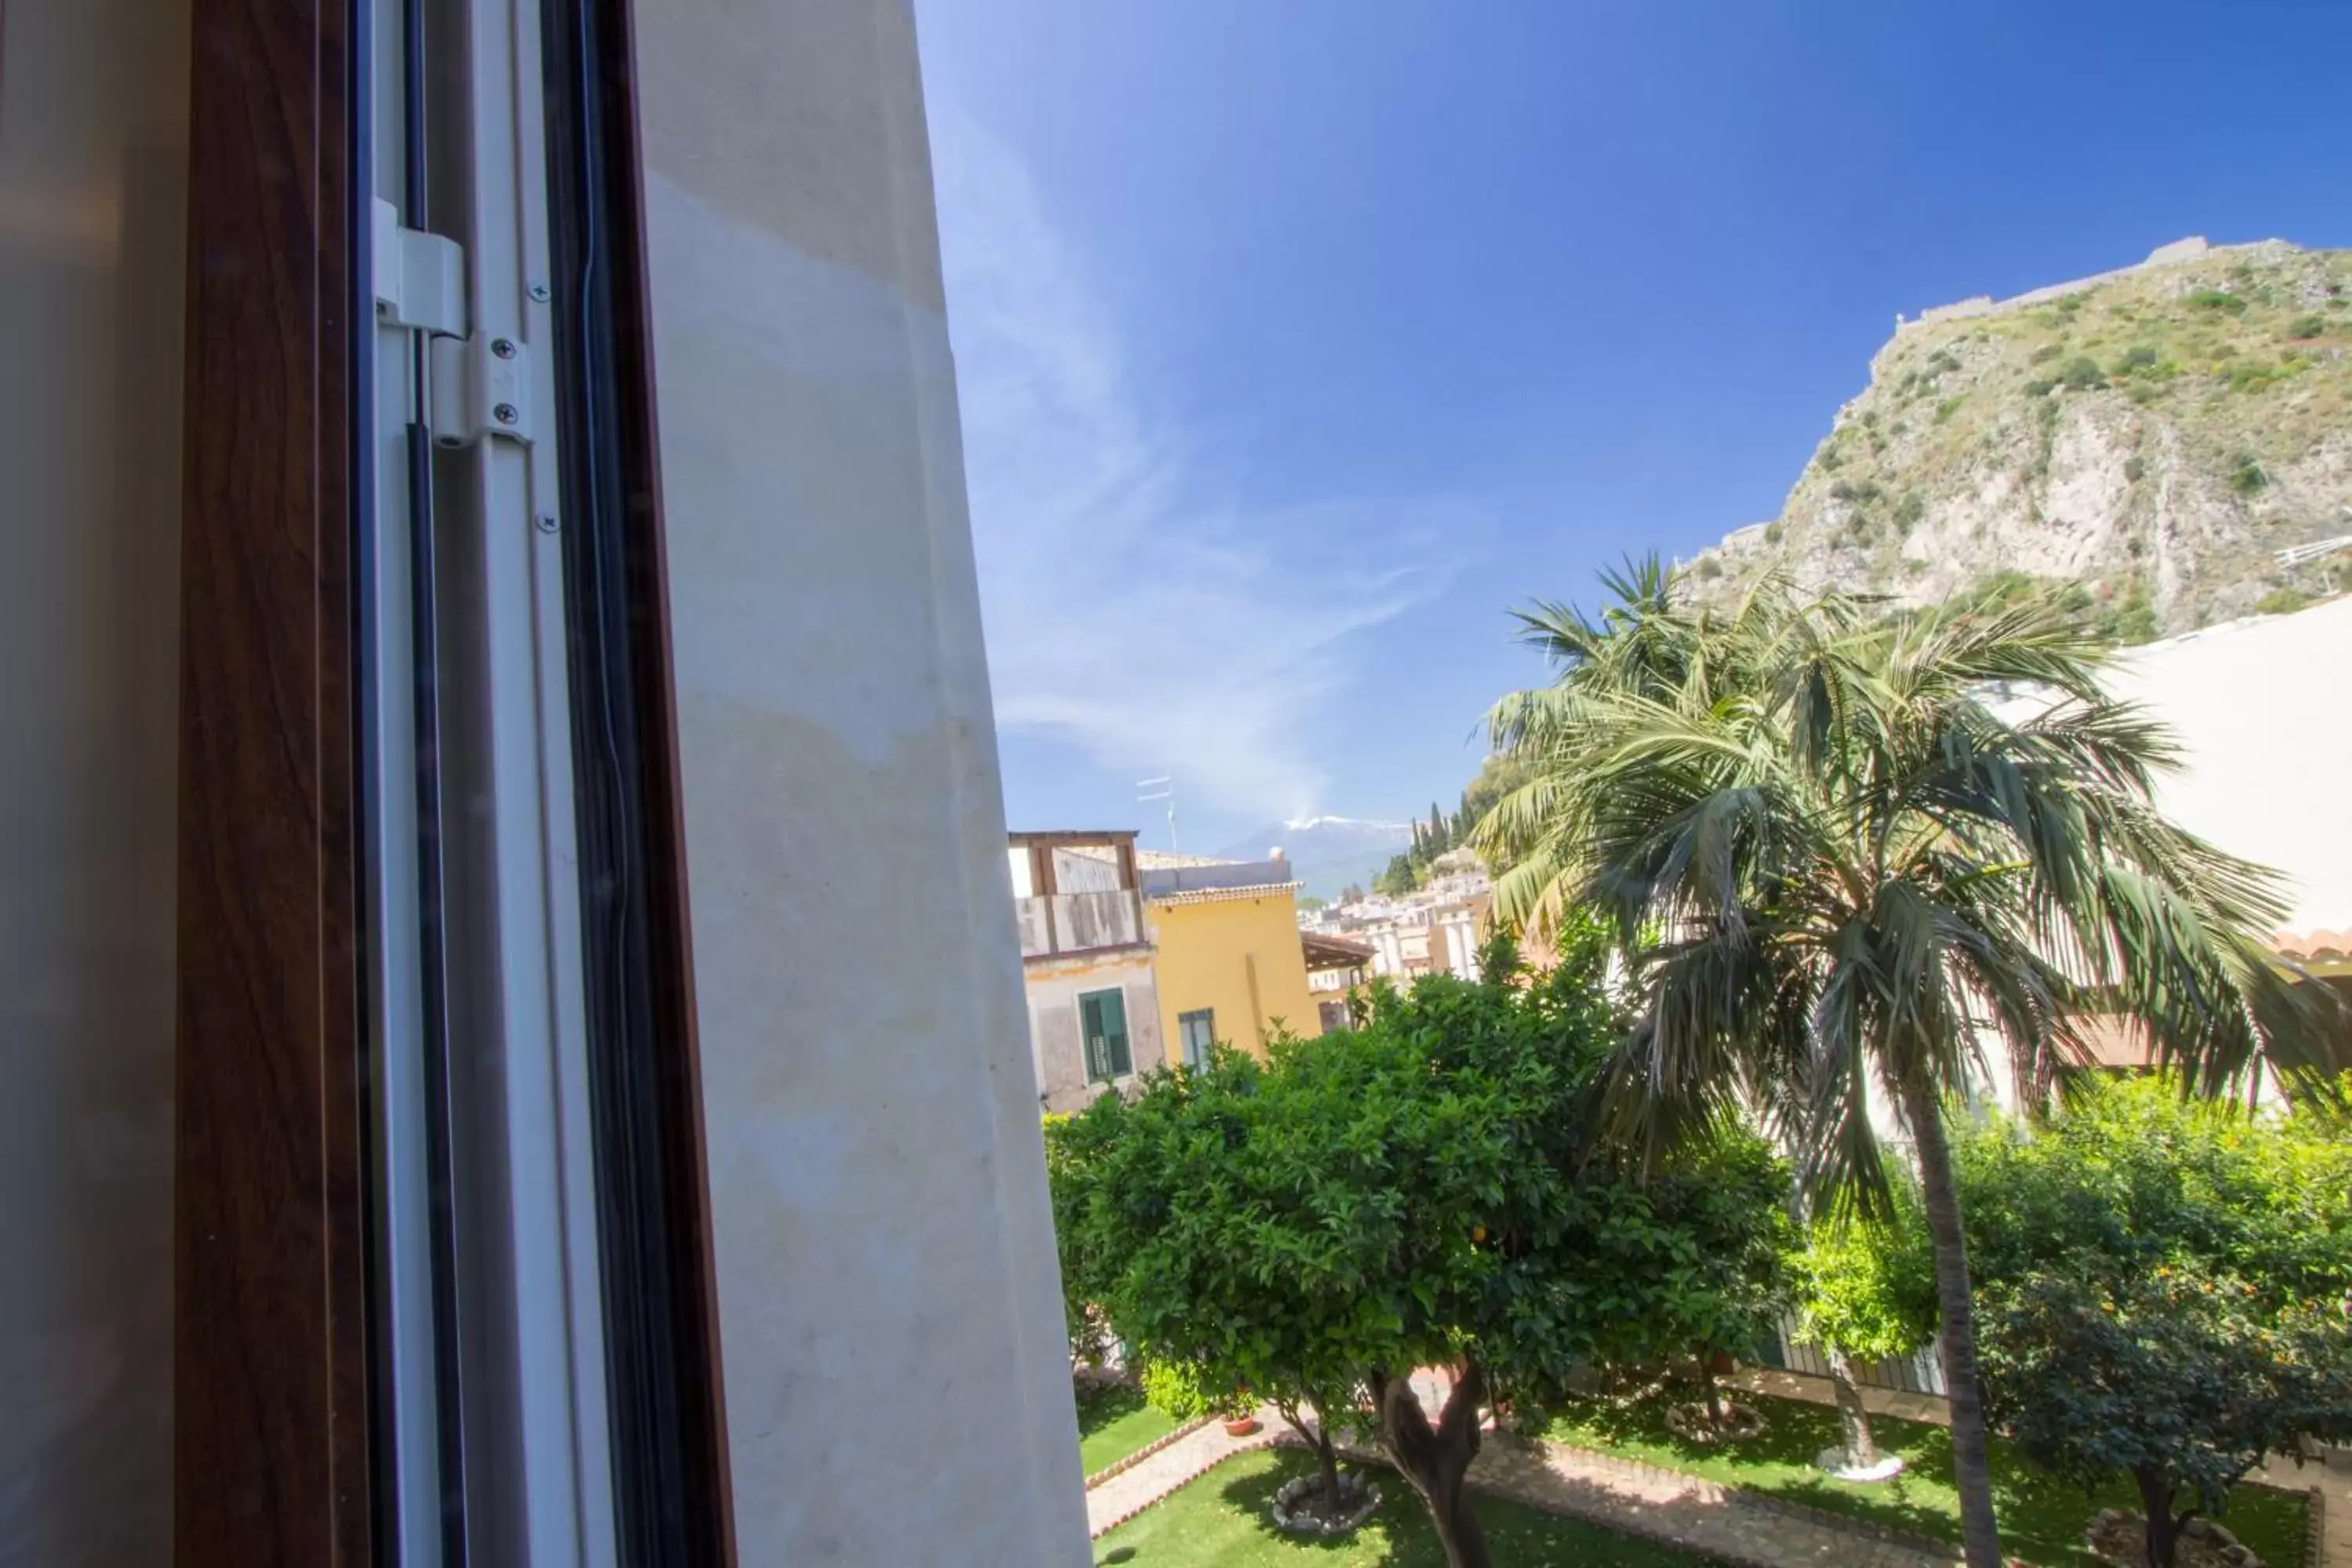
[1479,561,2334,1201]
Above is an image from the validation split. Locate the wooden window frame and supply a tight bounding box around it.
[175,0,372,1557]
[174,0,732,1560]
[1178,1007,1215,1067]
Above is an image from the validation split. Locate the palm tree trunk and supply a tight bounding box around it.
[1825,1345,1879,1469]
[1899,1076,2005,1568]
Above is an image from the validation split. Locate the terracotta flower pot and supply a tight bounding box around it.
[1224,1416,1261,1437]
[1708,1349,1738,1376]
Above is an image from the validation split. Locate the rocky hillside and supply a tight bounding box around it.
[1687,238,2352,634]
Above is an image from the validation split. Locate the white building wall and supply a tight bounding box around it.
[1022,959,1167,1113]
[1955,602,2352,1123]
[632,0,1087,1559]
[2102,598,2352,937]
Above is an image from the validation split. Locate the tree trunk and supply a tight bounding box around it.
[1276,1396,1344,1509]
[1370,1363,1490,1568]
[2133,1467,2187,1568]
[1696,1344,1726,1428]
[1825,1345,1879,1469]
[1899,1076,2005,1568]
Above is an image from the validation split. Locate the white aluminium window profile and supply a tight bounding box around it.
[364,0,616,1557]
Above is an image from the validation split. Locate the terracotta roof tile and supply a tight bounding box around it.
[2272,927,2352,961]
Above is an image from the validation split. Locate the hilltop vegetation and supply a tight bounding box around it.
[1688,241,2352,633]
[1371,752,1528,895]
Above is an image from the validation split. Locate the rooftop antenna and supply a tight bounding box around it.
[1136,777,1177,855]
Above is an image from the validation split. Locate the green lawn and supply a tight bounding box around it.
[1541,1390,2308,1568]
[1076,1381,1182,1476]
[1093,1447,1720,1567]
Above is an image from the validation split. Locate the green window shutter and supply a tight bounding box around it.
[1102,989,1131,1077]
[1081,989,1131,1082]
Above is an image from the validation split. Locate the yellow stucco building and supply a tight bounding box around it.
[1139,854,1323,1063]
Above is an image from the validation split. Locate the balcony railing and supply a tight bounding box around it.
[1016,888,1146,959]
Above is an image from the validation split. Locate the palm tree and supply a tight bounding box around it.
[1474,562,2346,1568]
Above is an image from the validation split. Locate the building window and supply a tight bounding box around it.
[1080,989,1132,1083]
[1178,1007,1215,1068]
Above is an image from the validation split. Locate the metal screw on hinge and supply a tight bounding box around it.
[535,514,559,535]
[528,283,551,303]
[492,337,517,359]
[493,402,520,425]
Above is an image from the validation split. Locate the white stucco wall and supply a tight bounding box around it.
[1953,600,2352,1122]
[2101,597,2352,936]
[1021,960,1166,1113]
[631,0,1087,1560]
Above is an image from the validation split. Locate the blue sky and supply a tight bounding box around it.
[915,0,2352,853]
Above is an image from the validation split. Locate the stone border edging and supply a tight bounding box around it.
[1088,1433,1275,1538]
[2307,1482,2325,1568]
[1733,1478,1960,1559]
[1083,1414,1215,1490]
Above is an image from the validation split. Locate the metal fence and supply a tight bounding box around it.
[1759,1318,1947,1397]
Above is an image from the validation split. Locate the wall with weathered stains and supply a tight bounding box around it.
[1022,956,1165,1112]
[630,0,1087,1559]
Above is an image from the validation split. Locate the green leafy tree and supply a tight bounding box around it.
[1138,1356,1253,1424]
[1040,1109,1113,1367]
[1454,750,1534,850]
[1046,1049,1361,1513]
[1373,851,1421,897]
[1051,926,1790,1567]
[1961,1077,2352,1566]
[1472,558,2348,1568]
[1787,1189,1936,1471]
[1592,1131,1795,1433]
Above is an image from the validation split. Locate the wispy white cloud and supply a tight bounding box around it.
[931,111,1464,821]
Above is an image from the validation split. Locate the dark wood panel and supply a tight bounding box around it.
[176,0,372,1561]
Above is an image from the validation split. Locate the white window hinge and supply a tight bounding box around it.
[373,197,466,338]
[430,333,535,448]
[375,196,534,448]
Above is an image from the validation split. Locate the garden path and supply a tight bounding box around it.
[1461,1435,1964,1567]
[1085,1412,1273,1537]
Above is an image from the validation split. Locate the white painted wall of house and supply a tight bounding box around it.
[1955,598,2352,1119]
[2103,596,2352,938]
[631,0,1087,1559]
[1022,961,1165,1113]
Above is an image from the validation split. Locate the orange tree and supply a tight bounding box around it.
[1048,931,1791,1568]
[1786,1186,1937,1472]
[1961,1077,2352,1568]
